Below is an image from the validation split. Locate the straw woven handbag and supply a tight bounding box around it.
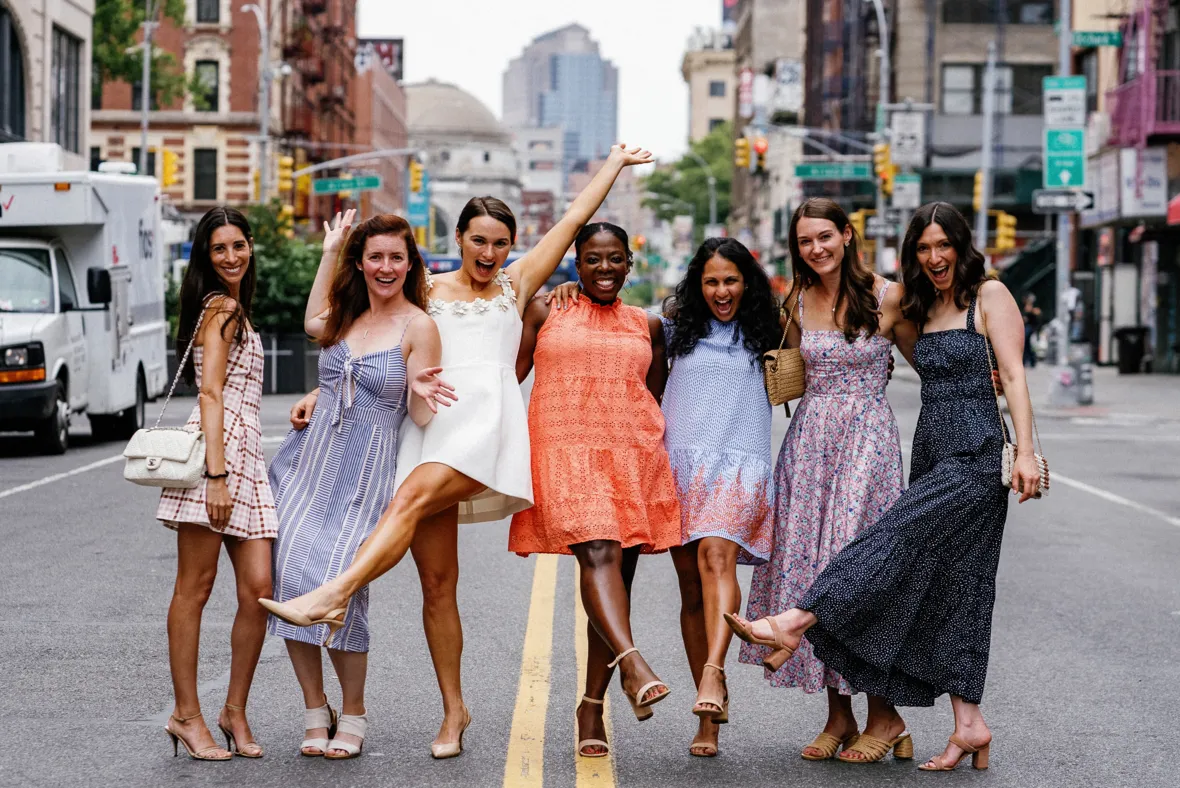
[763,290,805,406]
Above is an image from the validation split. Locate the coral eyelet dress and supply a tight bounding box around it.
[393,271,533,523]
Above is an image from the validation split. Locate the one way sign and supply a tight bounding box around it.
[1031,189,1095,214]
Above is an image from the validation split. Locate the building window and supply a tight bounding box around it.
[194,60,219,112]
[0,7,26,142]
[708,117,726,131]
[131,147,157,176]
[196,0,220,24]
[91,71,103,111]
[193,148,217,200]
[90,146,102,171]
[131,81,159,111]
[708,80,727,97]
[51,27,81,153]
[941,63,1051,116]
[943,1,1053,25]
[1080,50,1099,113]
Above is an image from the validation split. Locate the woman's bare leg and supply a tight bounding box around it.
[921,697,991,769]
[410,505,469,750]
[285,640,331,755]
[670,543,719,755]
[218,536,273,753]
[696,537,740,713]
[270,463,484,619]
[325,649,369,756]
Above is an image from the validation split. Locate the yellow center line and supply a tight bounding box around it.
[503,554,559,788]
[575,563,617,787]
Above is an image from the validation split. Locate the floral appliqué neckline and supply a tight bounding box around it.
[427,270,517,317]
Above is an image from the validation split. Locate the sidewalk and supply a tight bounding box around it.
[891,350,1180,423]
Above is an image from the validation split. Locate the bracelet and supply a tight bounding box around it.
[205,470,229,480]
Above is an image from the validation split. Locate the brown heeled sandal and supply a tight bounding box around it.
[722,613,797,671]
[837,731,913,763]
[691,663,729,724]
[608,647,670,721]
[576,696,609,758]
[218,703,263,758]
[801,730,859,761]
[165,712,232,761]
[917,734,990,771]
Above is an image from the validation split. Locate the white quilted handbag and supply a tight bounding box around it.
[123,308,207,489]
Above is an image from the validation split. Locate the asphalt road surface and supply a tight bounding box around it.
[1,375,1177,788]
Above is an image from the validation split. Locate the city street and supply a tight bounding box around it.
[1,372,1178,788]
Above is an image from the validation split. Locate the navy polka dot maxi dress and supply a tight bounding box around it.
[798,293,1010,707]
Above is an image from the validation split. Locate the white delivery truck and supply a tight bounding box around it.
[0,143,168,453]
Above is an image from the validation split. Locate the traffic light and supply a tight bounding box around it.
[252,169,261,201]
[873,143,894,195]
[409,159,424,193]
[753,136,769,174]
[973,170,985,212]
[161,148,179,188]
[734,137,750,169]
[994,211,1017,250]
[278,204,295,238]
[630,234,647,252]
[296,174,311,195]
[276,155,294,193]
[848,210,866,241]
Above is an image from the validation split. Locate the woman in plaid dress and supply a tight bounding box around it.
[156,207,278,761]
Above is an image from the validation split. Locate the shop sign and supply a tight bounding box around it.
[1120,147,1168,218]
[1080,149,1120,228]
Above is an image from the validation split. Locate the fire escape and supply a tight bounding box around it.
[1108,0,1180,149]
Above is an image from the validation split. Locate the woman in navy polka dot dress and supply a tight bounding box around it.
[727,202,1043,772]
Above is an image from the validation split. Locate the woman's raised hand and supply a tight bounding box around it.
[322,208,357,259]
[410,367,458,414]
[607,143,654,169]
[544,281,581,310]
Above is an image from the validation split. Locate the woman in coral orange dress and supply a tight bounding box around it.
[510,222,680,759]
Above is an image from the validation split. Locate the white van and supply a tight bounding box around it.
[0,144,168,453]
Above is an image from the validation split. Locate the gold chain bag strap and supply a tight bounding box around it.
[763,288,806,406]
[980,304,1049,498]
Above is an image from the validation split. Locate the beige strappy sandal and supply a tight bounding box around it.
[217,703,263,757]
[299,700,338,757]
[837,731,914,763]
[801,730,859,761]
[691,663,729,724]
[917,734,990,771]
[324,712,367,760]
[722,613,797,671]
[164,713,232,761]
[608,647,670,721]
[576,696,609,758]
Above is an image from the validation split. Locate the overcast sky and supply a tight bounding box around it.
[358,0,727,161]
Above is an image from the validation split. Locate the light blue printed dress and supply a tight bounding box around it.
[267,338,409,652]
[661,317,774,564]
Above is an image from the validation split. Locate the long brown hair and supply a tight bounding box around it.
[899,202,988,327]
[319,214,429,348]
[457,196,517,243]
[787,198,880,343]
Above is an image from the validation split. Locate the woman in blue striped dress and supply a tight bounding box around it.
[266,212,455,760]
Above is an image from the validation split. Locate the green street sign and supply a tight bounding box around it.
[794,162,873,181]
[1072,30,1122,48]
[1043,75,1087,92]
[311,175,382,195]
[1043,128,1086,189]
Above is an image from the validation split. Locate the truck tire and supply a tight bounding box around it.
[36,380,70,455]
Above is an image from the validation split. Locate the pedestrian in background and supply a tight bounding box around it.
[513,222,680,758]
[661,238,780,757]
[157,207,277,761]
[727,201,1042,772]
[267,212,452,760]
[265,143,653,759]
[739,198,918,763]
[1022,293,1041,368]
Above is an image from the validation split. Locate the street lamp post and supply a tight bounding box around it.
[242,3,271,202]
[866,0,890,273]
[684,149,717,228]
[138,0,163,177]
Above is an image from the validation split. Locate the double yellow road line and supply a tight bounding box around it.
[503,556,617,788]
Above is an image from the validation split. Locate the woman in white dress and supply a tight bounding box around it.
[264,143,653,758]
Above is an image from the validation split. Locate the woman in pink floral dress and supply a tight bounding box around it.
[740,198,919,764]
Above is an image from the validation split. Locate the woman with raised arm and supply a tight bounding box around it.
[266,214,451,761]
[511,222,679,759]
[263,143,653,758]
[738,198,919,765]
[156,207,276,761]
[727,202,1042,772]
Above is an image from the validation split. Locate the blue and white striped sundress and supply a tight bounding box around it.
[267,339,408,652]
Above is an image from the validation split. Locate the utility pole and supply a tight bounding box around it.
[866,0,891,273]
[685,148,718,228]
[243,4,271,202]
[138,0,161,177]
[974,42,998,249]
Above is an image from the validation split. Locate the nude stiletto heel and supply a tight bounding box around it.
[259,599,347,645]
[608,647,670,721]
[430,708,471,760]
[164,713,232,761]
[217,703,263,757]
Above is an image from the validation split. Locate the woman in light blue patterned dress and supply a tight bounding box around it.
[660,238,782,757]
[738,198,919,764]
[267,213,453,760]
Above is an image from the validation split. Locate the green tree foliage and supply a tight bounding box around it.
[643,121,734,234]
[92,0,190,108]
[244,201,324,334]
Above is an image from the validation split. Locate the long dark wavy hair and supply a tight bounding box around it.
[899,202,987,327]
[177,207,256,385]
[787,197,879,343]
[664,238,781,365]
[319,214,429,348]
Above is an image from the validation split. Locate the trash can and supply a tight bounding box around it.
[1113,327,1149,374]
